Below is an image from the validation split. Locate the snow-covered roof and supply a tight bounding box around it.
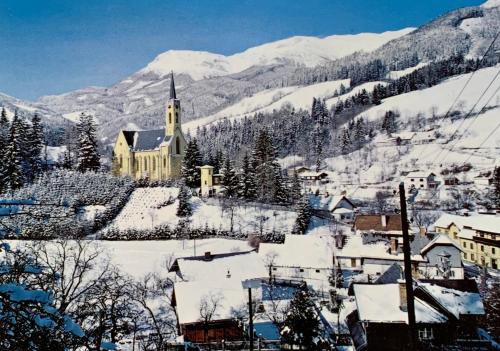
[333,207,354,214]
[433,213,500,234]
[175,251,268,282]
[258,234,333,269]
[122,128,171,151]
[309,195,354,212]
[419,283,485,318]
[298,171,328,178]
[420,234,462,255]
[405,171,435,179]
[174,280,247,325]
[392,132,415,140]
[353,284,447,324]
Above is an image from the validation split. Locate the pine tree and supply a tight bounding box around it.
[3,112,24,191]
[238,152,257,199]
[292,195,311,234]
[181,138,202,188]
[177,185,192,217]
[221,156,239,198]
[493,167,500,209]
[381,110,398,135]
[25,113,44,181]
[0,108,9,193]
[341,128,351,154]
[76,113,100,172]
[272,163,289,204]
[281,289,321,349]
[354,117,366,149]
[289,171,302,204]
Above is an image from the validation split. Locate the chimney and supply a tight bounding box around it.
[419,226,426,237]
[204,251,212,261]
[398,279,407,311]
[381,215,387,227]
[390,238,398,254]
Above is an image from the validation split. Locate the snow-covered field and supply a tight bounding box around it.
[104,187,297,234]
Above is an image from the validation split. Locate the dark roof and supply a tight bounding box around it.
[419,279,479,293]
[168,250,255,272]
[122,129,170,151]
[374,263,402,284]
[169,71,177,99]
[355,214,402,232]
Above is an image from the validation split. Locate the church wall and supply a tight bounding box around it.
[113,133,132,177]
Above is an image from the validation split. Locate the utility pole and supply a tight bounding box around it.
[399,182,417,350]
[248,287,254,351]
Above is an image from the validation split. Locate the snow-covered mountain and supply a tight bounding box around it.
[140,29,414,80]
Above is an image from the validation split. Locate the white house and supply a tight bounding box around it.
[404,171,439,190]
[309,194,356,221]
[473,175,493,186]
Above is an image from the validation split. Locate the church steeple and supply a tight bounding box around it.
[166,71,180,136]
[169,71,177,100]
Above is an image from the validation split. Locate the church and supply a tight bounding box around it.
[112,72,186,181]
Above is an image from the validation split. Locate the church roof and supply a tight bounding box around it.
[122,128,171,151]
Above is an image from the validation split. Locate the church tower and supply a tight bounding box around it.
[166,71,181,136]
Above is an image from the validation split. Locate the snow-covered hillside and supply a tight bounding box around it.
[104,187,297,234]
[141,29,414,79]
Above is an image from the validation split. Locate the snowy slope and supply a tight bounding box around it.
[141,29,415,79]
[184,79,350,132]
[359,65,500,123]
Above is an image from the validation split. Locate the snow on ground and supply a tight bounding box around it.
[63,111,83,122]
[45,145,66,163]
[277,155,305,169]
[140,28,414,79]
[8,239,252,280]
[105,187,297,234]
[78,205,107,222]
[385,62,429,80]
[13,103,37,112]
[359,65,500,124]
[481,0,500,8]
[325,81,387,109]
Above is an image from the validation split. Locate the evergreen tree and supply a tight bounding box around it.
[493,167,500,209]
[289,171,302,204]
[0,108,9,193]
[76,113,100,172]
[177,185,192,217]
[221,156,239,198]
[273,164,289,205]
[340,128,352,154]
[292,195,311,234]
[381,110,398,135]
[3,112,24,191]
[354,117,366,149]
[181,138,202,188]
[25,113,44,181]
[281,288,321,349]
[238,152,257,199]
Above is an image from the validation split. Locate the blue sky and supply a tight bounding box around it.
[0,0,485,100]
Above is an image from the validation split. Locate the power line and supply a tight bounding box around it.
[432,67,500,164]
[412,30,500,164]
[461,119,500,165]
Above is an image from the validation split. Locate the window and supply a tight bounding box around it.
[119,155,122,168]
[163,157,166,168]
[144,158,148,171]
[418,328,434,340]
[152,157,156,171]
[492,247,496,255]
[299,269,304,273]
[420,184,424,188]
[471,254,475,261]
[420,178,423,182]
[463,242,467,248]
[272,267,277,271]
[351,258,356,267]
[175,112,179,123]
[492,259,498,270]
[176,137,180,155]
[481,245,484,252]
[470,243,474,249]
[315,269,320,273]
[463,252,467,259]
[169,113,172,124]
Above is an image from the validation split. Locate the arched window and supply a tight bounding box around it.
[176,137,180,155]
[144,157,148,171]
[153,157,156,171]
[163,156,166,168]
[175,112,179,123]
[136,158,140,171]
[169,113,172,124]
[119,155,123,168]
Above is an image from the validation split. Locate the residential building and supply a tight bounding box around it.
[349,279,487,350]
[404,171,439,190]
[354,214,406,238]
[309,194,356,221]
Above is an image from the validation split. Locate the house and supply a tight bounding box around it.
[336,233,464,280]
[112,72,186,180]
[392,131,415,145]
[297,171,329,184]
[170,251,268,343]
[404,171,439,190]
[309,194,356,221]
[443,176,460,186]
[258,234,333,290]
[433,213,500,268]
[349,279,487,350]
[473,175,493,186]
[354,214,406,237]
[287,166,311,177]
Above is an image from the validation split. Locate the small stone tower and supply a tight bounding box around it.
[166,71,181,136]
[200,165,214,196]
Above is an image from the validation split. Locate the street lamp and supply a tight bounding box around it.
[242,279,261,351]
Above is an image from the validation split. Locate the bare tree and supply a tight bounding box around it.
[374,191,390,214]
[198,292,223,342]
[221,197,238,233]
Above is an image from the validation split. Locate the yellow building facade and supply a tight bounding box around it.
[113,72,186,181]
[434,214,499,269]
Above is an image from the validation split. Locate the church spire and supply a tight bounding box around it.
[169,71,177,100]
